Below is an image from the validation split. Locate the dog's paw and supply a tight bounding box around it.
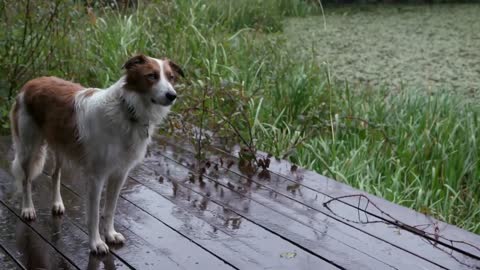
[21,207,36,221]
[90,239,109,255]
[105,231,125,245]
[51,202,65,215]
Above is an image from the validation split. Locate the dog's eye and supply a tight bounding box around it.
[146,73,158,81]
[169,74,175,81]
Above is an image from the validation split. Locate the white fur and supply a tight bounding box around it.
[11,57,176,254]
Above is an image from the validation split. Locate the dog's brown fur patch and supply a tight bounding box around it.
[163,61,176,84]
[124,55,161,94]
[21,76,84,157]
[163,60,184,84]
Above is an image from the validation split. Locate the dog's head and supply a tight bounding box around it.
[122,54,184,107]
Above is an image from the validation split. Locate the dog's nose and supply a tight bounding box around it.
[166,92,177,101]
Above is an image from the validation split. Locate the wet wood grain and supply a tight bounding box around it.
[208,136,480,257]
[155,135,480,269]
[0,243,23,270]
[138,144,448,270]
[0,161,131,270]
[53,156,330,269]
[0,201,78,270]
[56,171,231,270]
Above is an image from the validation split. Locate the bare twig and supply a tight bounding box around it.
[323,194,480,266]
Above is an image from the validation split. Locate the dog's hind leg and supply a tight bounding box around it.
[51,152,65,215]
[87,174,109,254]
[11,104,46,221]
[12,146,46,220]
[103,170,129,245]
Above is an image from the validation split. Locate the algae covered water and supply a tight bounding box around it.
[285,5,480,96]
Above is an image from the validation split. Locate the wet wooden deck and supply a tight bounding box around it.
[0,135,479,270]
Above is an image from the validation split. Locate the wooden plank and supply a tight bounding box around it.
[0,148,25,270]
[125,182,338,269]
[270,157,480,254]
[0,243,23,270]
[0,159,81,270]
[1,180,94,269]
[0,201,78,270]
[59,165,337,270]
[135,147,446,270]
[36,138,235,269]
[55,172,232,270]
[129,166,395,269]
[211,137,480,257]
[241,147,480,256]
[162,137,480,268]
[0,166,132,270]
[155,136,480,269]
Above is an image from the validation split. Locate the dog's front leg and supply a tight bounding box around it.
[87,175,109,254]
[103,170,129,245]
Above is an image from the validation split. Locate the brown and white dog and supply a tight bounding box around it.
[9,54,184,254]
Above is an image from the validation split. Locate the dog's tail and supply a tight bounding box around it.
[10,95,46,192]
[10,97,22,191]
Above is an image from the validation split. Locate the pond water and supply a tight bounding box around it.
[285,5,480,96]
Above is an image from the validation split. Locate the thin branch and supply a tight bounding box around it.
[323,194,480,266]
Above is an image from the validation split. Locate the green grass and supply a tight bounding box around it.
[0,0,478,234]
[296,90,480,232]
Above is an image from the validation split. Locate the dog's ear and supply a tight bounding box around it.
[122,54,148,70]
[168,60,185,78]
